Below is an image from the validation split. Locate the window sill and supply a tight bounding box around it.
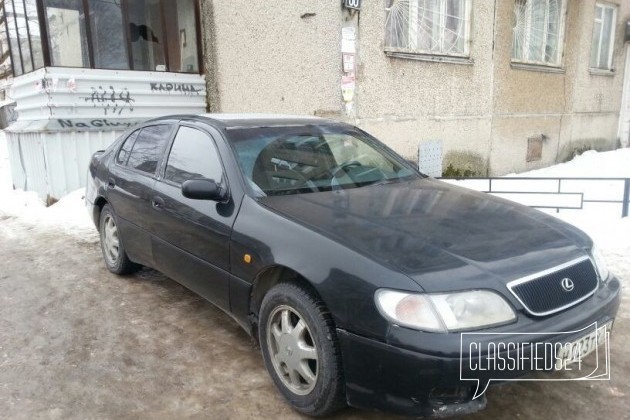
[589,68,615,76]
[385,51,473,65]
[510,62,565,74]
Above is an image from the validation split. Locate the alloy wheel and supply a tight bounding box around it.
[266,305,319,395]
[102,214,120,265]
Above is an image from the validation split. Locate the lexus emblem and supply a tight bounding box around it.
[561,277,575,292]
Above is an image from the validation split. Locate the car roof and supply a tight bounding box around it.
[198,113,339,129]
[144,113,340,129]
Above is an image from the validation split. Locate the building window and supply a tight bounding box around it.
[0,0,201,76]
[512,0,566,67]
[126,0,199,73]
[88,0,128,70]
[0,1,12,79]
[165,0,199,73]
[3,0,45,76]
[43,0,90,67]
[127,0,165,71]
[384,0,472,57]
[590,3,616,71]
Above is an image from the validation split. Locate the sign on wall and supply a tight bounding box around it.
[419,140,443,177]
[343,0,361,11]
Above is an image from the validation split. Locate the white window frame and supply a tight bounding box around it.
[511,0,567,68]
[590,2,617,71]
[384,0,473,59]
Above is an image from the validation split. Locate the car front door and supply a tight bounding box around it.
[106,124,174,267]
[150,124,236,311]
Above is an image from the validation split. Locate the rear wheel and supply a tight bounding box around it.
[259,283,346,416]
[99,204,140,275]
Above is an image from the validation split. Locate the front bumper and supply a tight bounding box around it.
[338,277,620,417]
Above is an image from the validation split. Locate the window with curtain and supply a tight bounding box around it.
[590,3,616,71]
[127,0,199,73]
[384,0,472,57]
[512,0,566,66]
[127,0,165,71]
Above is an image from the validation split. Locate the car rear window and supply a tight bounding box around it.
[116,129,141,166]
[126,124,172,175]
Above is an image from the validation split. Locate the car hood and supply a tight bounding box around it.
[258,178,593,292]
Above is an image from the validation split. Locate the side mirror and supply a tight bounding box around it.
[181,179,227,201]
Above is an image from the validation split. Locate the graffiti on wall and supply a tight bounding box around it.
[150,82,201,96]
[81,86,135,115]
[52,118,144,131]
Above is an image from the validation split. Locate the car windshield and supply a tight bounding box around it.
[226,124,420,197]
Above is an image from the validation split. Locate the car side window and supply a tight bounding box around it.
[126,125,172,175]
[164,126,224,185]
[116,129,141,166]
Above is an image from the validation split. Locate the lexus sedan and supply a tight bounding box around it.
[86,114,620,417]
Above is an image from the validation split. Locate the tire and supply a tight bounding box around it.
[99,204,140,275]
[259,282,346,416]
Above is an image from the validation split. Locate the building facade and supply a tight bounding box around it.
[1,0,629,201]
[202,0,630,176]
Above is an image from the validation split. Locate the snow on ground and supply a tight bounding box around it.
[445,149,630,220]
[0,131,96,240]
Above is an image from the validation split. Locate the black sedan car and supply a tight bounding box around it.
[86,114,620,417]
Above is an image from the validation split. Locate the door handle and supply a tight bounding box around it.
[151,196,165,209]
[107,178,116,188]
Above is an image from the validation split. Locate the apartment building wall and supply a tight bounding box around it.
[203,0,629,175]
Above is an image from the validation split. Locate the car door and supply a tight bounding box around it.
[150,124,235,311]
[106,124,174,267]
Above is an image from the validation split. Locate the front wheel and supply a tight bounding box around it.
[259,283,346,416]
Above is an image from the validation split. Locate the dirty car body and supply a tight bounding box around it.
[86,114,620,417]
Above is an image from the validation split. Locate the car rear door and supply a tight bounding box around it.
[106,123,174,267]
[150,123,236,311]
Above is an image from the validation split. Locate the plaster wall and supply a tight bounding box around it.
[203,0,629,175]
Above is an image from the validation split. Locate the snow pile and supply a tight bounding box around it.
[0,132,96,241]
[508,148,630,178]
[0,187,97,240]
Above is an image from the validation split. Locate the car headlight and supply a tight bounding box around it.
[375,289,516,332]
[591,245,610,282]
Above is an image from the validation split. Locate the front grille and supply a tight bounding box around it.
[508,257,599,316]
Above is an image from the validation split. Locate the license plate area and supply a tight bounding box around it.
[555,320,613,370]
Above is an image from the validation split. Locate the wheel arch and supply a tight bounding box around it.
[93,196,109,228]
[248,264,325,340]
